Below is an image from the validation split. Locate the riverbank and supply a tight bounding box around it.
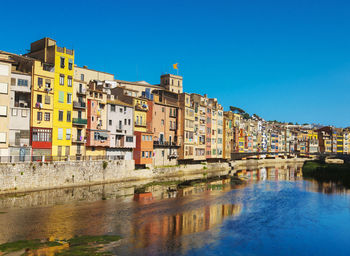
[0,157,308,195]
[302,160,350,188]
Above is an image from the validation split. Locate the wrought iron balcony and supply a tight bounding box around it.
[73,118,87,125]
[73,101,86,109]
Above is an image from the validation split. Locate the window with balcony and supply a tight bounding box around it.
[67,93,72,104]
[66,128,71,140]
[38,77,43,87]
[59,74,64,85]
[68,59,73,70]
[68,76,72,87]
[59,111,64,121]
[37,94,42,104]
[60,57,65,68]
[67,111,71,122]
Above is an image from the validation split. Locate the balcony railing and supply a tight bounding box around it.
[153,141,179,147]
[135,122,147,127]
[77,88,86,95]
[73,118,87,125]
[73,101,86,109]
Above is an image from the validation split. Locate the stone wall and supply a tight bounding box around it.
[0,160,230,194]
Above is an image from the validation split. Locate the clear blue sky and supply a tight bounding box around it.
[1,0,349,127]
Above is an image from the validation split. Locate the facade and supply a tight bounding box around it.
[160,74,183,94]
[178,93,194,161]
[191,94,207,161]
[72,66,114,158]
[27,38,75,158]
[150,90,179,166]
[0,56,11,157]
[223,113,233,159]
[86,81,109,157]
[111,86,153,167]
[9,71,31,160]
[106,99,135,160]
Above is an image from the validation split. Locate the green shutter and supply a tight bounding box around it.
[59,91,64,103]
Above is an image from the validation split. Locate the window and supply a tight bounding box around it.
[109,120,112,125]
[37,111,42,121]
[161,119,164,126]
[66,128,71,140]
[0,83,8,94]
[119,108,123,113]
[68,59,73,70]
[45,95,50,104]
[119,120,122,129]
[38,77,43,87]
[136,116,139,125]
[0,132,6,143]
[142,135,146,141]
[124,119,127,125]
[44,112,50,121]
[67,111,71,122]
[128,119,131,125]
[59,111,64,121]
[37,94,42,103]
[11,78,16,86]
[32,128,51,142]
[17,79,28,86]
[59,74,64,85]
[80,74,84,81]
[0,106,7,116]
[111,105,115,112]
[126,136,133,142]
[45,80,51,88]
[92,116,94,121]
[162,107,165,112]
[12,108,17,116]
[59,91,64,103]
[58,128,63,140]
[67,93,72,104]
[60,57,65,68]
[149,151,152,157]
[142,151,145,158]
[67,76,72,87]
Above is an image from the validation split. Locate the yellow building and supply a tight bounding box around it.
[52,46,74,157]
[28,38,74,158]
[31,60,55,157]
[223,113,233,159]
[134,98,148,132]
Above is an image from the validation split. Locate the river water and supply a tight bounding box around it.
[1,163,350,255]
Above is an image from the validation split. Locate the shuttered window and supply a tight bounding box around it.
[0,83,8,94]
[58,128,63,140]
[0,132,6,143]
[59,91,64,103]
[0,106,7,116]
[0,64,9,76]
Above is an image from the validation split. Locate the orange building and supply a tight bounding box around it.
[133,131,153,166]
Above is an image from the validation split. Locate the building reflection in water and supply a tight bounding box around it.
[235,164,303,182]
[305,179,350,194]
[129,203,242,255]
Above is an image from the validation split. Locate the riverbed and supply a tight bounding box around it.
[1,163,350,255]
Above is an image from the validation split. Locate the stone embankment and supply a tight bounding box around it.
[0,157,308,194]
